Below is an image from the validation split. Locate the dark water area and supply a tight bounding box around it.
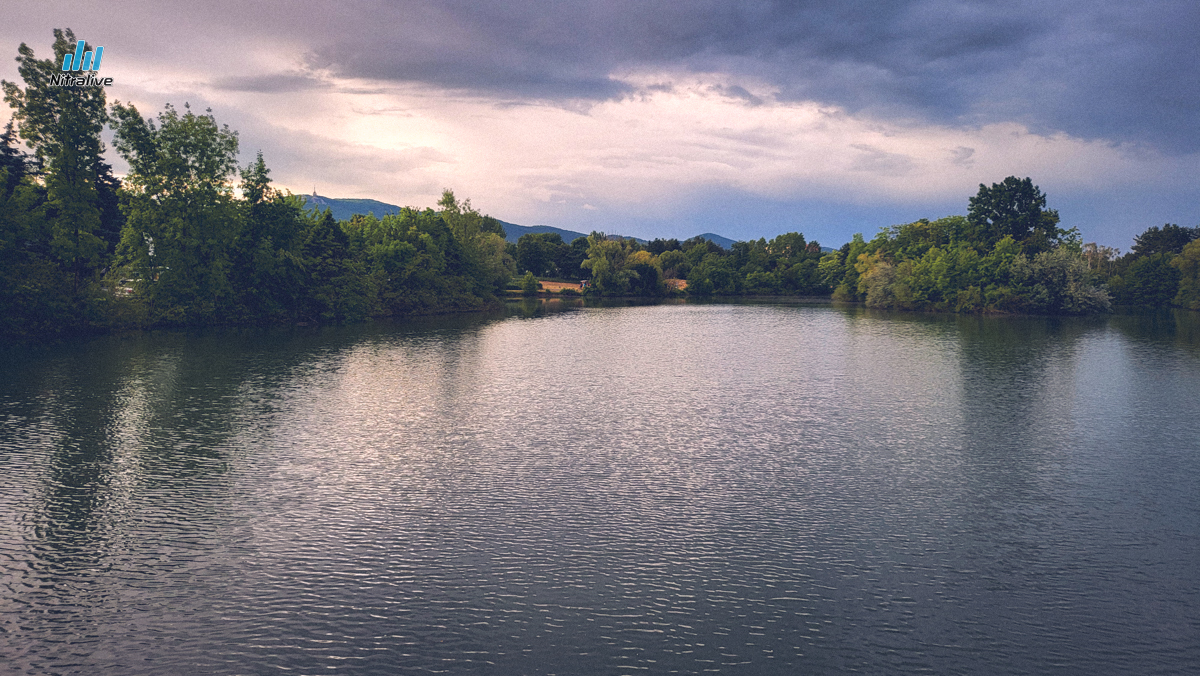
[2,303,1198,675]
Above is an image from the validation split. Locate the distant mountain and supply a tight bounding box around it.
[694,233,834,252]
[497,221,588,244]
[299,196,745,249]
[298,197,588,243]
[301,195,405,221]
[696,232,736,249]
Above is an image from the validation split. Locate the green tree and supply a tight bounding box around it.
[298,210,367,322]
[818,250,845,291]
[2,28,109,292]
[858,256,898,308]
[967,177,1062,252]
[1121,254,1181,307]
[833,234,868,300]
[1172,240,1200,310]
[658,249,687,279]
[438,189,514,293]
[516,232,564,276]
[687,252,740,296]
[886,216,969,258]
[520,271,540,296]
[0,139,75,335]
[581,232,634,295]
[1130,224,1199,258]
[344,206,491,316]
[109,101,241,323]
[646,238,681,256]
[557,235,591,279]
[1012,247,1111,314]
[0,121,30,198]
[1082,242,1121,278]
[231,152,308,321]
[625,250,665,296]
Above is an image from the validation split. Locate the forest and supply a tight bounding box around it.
[2,30,1198,338]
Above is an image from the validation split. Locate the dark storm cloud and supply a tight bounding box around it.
[5,1,1193,151]
[285,0,1199,152]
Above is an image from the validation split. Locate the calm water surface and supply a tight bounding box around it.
[1,302,1198,675]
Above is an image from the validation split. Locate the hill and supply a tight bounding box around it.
[497,221,589,244]
[300,196,743,249]
[696,232,736,248]
[301,194,405,221]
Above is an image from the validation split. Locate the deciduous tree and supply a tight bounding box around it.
[967,177,1062,252]
[110,101,241,322]
[438,189,514,292]
[2,28,108,291]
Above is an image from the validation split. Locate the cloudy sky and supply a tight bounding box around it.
[4,1,1198,248]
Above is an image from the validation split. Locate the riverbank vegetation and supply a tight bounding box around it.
[515,178,1115,316]
[1,30,515,337]
[1084,223,1200,310]
[817,177,1110,315]
[2,29,1197,338]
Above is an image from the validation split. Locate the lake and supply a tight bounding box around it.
[2,301,1198,675]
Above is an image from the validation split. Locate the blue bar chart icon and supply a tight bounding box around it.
[62,41,103,71]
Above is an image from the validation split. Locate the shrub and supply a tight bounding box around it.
[520,271,540,296]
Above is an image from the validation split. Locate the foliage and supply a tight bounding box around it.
[1130,224,1199,258]
[1011,247,1112,314]
[109,101,241,323]
[1115,254,1180,307]
[344,207,494,316]
[967,177,1064,253]
[0,30,518,335]
[0,122,28,198]
[1082,242,1121,278]
[1172,240,1200,310]
[520,271,540,296]
[438,189,514,293]
[1096,223,1200,309]
[228,154,307,322]
[516,232,564,277]
[816,177,1111,315]
[581,232,636,295]
[2,29,109,293]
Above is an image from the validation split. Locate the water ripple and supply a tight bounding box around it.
[1,307,1198,674]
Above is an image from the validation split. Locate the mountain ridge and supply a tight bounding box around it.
[301,195,750,250]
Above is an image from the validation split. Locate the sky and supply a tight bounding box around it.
[3,1,1198,249]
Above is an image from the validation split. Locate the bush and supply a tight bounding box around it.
[520,271,540,296]
[1012,248,1111,314]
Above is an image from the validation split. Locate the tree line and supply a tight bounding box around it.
[512,177,1119,315]
[511,177,1198,316]
[3,30,1198,338]
[515,230,829,297]
[1,30,515,336]
[814,177,1111,314]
